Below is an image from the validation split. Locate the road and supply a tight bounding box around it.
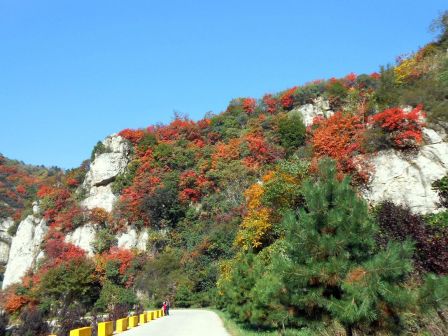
[120,309,230,336]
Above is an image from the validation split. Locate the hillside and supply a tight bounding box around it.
[1,13,448,336]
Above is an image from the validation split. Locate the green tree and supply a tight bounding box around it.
[276,159,415,335]
[94,280,137,312]
[277,113,306,155]
[37,259,100,313]
[93,227,117,254]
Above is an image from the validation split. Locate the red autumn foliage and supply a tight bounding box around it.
[52,204,85,231]
[310,111,368,183]
[242,98,257,114]
[178,170,213,202]
[102,247,135,275]
[280,87,297,110]
[37,186,72,223]
[16,184,26,194]
[344,72,357,85]
[370,72,381,80]
[44,232,86,266]
[262,94,278,114]
[157,118,200,143]
[66,177,79,187]
[119,128,146,145]
[370,105,425,149]
[4,293,30,314]
[243,133,278,169]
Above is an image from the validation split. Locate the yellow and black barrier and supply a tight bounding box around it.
[64,307,167,335]
[69,327,92,336]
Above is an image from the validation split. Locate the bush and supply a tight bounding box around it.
[0,311,9,336]
[276,113,306,155]
[90,141,109,161]
[16,307,49,336]
[432,174,448,208]
[56,304,89,336]
[92,228,117,254]
[424,211,448,228]
[376,201,448,274]
[369,105,425,150]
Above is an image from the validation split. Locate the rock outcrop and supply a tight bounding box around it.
[0,217,13,266]
[364,129,448,214]
[2,215,48,289]
[65,223,97,256]
[117,227,148,251]
[81,134,131,212]
[290,97,334,126]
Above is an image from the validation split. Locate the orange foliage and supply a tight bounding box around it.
[119,128,146,144]
[310,111,368,183]
[90,207,109,224]
[242,98,257,114]
[4,293,30,314]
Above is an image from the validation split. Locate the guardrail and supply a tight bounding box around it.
[62,309,165,336]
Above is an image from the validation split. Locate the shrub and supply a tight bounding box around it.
[93,228,117,254]
[90,141,108,161]
[369,105,425,149]
[56,304,89,336]
[376,201,448,275]
[0,311,8,336]
[424,211,448,228]
[432,174,448,208]
[309,111,368,184]
[15,307,49,336]
[276,113,306,155]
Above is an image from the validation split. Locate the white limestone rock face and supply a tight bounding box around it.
[291,97,333,126]
[117,227,148,251]
[65,223,97,256]
[364,139,448,214]
[81,134,131,212]
[2,215,47,289]
[83,134,131,189]
[82,185,117,212]
[0,217,14,265]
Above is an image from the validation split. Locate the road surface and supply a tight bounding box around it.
[120,309,230,336]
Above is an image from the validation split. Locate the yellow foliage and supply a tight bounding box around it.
[236,208,271,250]
[394,44,439,84]
[244,183,264,210]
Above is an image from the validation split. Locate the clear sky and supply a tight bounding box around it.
[0,0,446,169]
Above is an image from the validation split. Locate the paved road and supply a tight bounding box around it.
[120,309,230,336]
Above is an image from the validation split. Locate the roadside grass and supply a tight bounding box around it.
[211,309,316,336]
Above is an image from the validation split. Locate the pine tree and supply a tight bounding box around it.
[418,274,448,327]
[277,159,415,334]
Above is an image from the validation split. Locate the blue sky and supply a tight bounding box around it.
[0,0,446,169]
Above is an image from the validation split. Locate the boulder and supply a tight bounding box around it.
[2,215,47,289]
[364,138,448,214]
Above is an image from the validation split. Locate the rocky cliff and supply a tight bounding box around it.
[1,134,148,289]
[1,103,447,290]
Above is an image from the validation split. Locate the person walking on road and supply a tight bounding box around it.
[166,300,170,316]
[162,301,167,316]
